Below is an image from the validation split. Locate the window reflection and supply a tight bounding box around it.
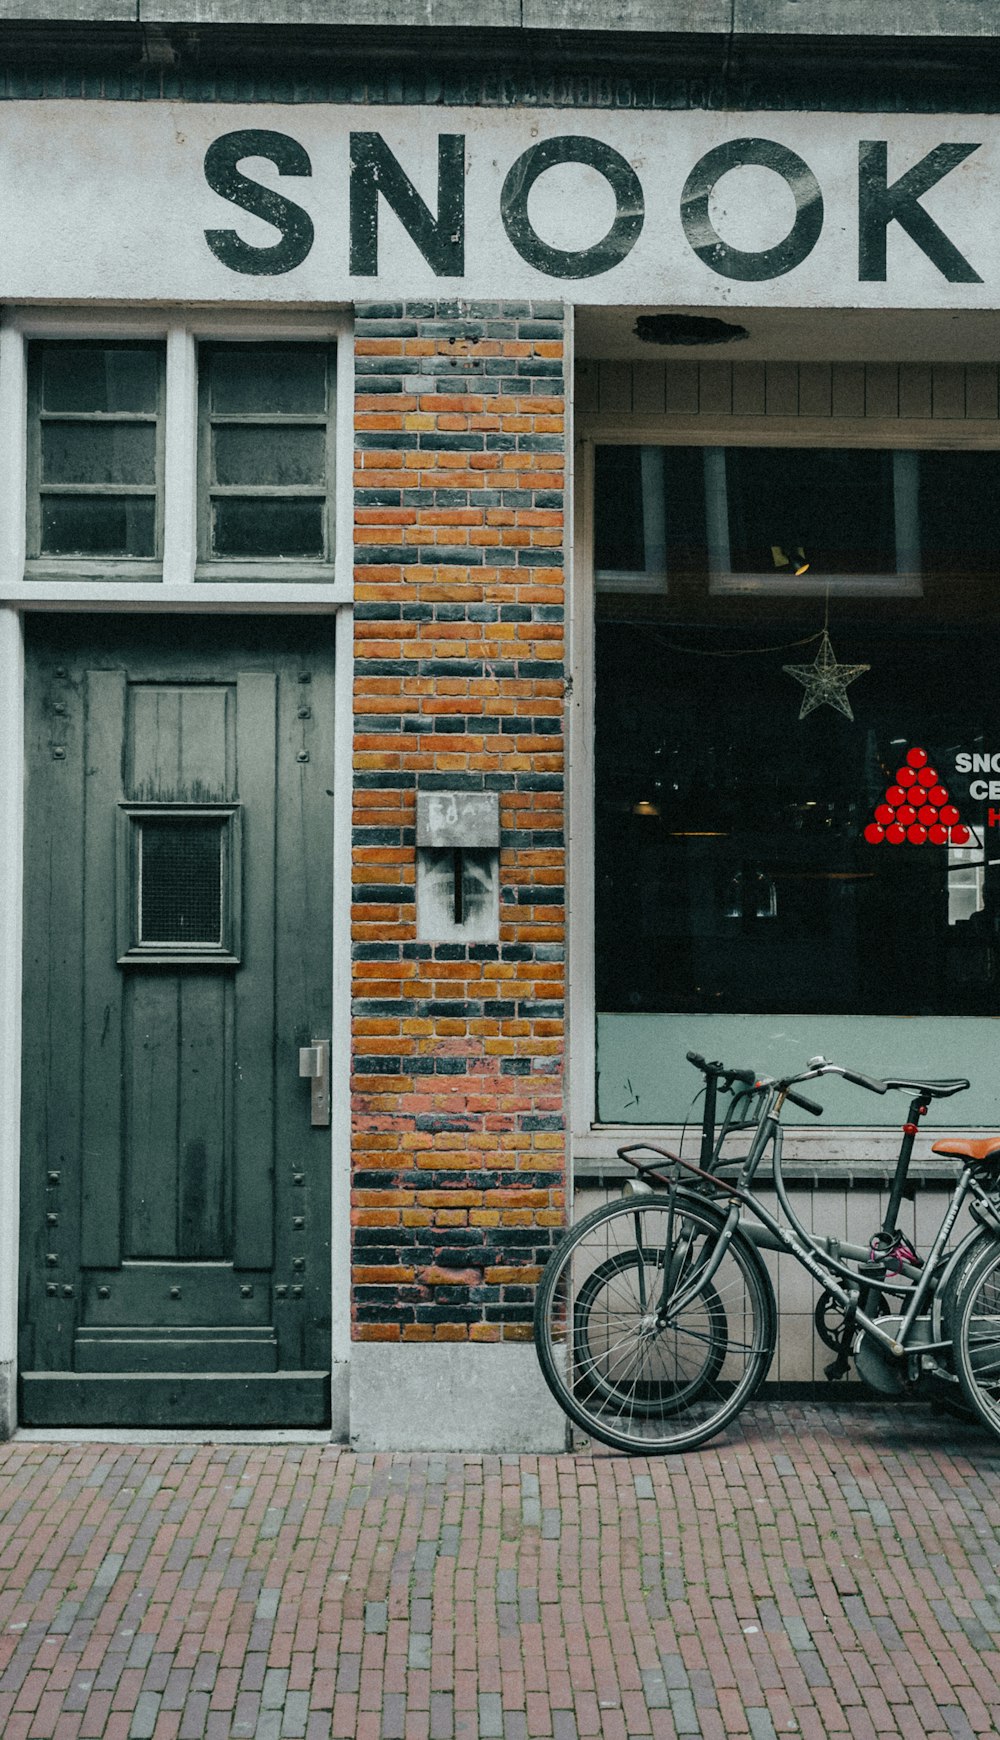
[595,444,1000,1018]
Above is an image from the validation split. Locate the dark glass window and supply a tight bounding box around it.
[595,444,1000,1020]
[140,820,223,945]
[200,343,335,565]
[723,448,897,578]
[28,342,163,561]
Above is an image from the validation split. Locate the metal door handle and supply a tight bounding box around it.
[298,1040,331,1127]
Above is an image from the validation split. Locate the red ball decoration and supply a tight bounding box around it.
[940,805,960,826]
[886,823,907,845]
[896,767,917,787]
[928,785,949,807]
[864,823,885,844]
[917,766,938,787]
[896,805,917,826]
[929,824,949,845]
[918,805,938,825]
[907,824,928,844]
[885,786,908,808]
[950,824,971,845]
[907,747,929,768]
[875,803,894,825]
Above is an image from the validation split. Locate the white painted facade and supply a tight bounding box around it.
[0,105,995,307]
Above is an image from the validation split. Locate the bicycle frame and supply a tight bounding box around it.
[626,1077,990,1364]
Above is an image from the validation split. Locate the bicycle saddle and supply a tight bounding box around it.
[882,1077,970,1097]
[931,1136,1000,1162]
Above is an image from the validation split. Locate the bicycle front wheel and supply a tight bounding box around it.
[534,1192,776,1454]
[947,1232,1000,1438]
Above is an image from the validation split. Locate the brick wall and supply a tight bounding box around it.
[351,299,567,1343]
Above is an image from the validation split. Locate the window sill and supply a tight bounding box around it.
[709,571,923,598]
[194,563,337,584]
[573,1124,971,1189]
[23,560,162,583]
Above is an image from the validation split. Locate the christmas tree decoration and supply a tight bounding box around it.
[864,745,974,846]
[783,628,870,721]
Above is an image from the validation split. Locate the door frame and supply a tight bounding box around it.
[0,598,354,1437]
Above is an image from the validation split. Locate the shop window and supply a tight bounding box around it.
[594,443,1000,1042]
[198,343,336,571]
[26,342,164,563]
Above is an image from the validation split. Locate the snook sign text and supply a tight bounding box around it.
[0,104,995,305]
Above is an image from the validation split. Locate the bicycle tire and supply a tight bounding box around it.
[945,1232,1000,1439]
[534,1191,777,1454]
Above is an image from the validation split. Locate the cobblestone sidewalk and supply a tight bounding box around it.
[1,1402,1000,1740]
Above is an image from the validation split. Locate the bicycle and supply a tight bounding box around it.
[534,1050,1000,1454]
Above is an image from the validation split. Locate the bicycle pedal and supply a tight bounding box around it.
[823,1354,851,1381]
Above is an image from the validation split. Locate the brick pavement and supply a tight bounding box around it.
[1,1402,999,1740]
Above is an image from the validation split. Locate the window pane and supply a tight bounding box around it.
[594,445,1000,1026]
[40,346,160,414]
[213,425,325,487]
[207,347,327,415]
[41,495,156,557]
[594,447,646,571]
[141,821,223,944]
[596,615,1000,1020]
[725,448,897,576]
[41,421,157,486]
[920,450,1000,580]
[211,497,324,558]
[594,446,709,579]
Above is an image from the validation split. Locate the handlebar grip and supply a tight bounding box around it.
[784,1088,824,1116]
[686,1051,758,1088]
[840,1069,888,1095]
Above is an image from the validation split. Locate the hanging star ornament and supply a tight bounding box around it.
[782,630,870,721]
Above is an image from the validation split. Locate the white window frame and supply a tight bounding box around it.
[0,306,354,607]
[571,413,1000,1169]
[705,446,922,598]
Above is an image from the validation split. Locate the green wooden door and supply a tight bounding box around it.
[19,616,334,1426]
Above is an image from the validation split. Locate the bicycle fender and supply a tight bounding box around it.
[930,1225,990,1343]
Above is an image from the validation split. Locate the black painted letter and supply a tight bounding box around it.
[204,129,314,277]
[681,139,823,281]
[500,137,643,279]
[858,141,981,283]
[350,134,465,276]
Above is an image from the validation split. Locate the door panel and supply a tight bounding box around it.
[19,617,334,1425]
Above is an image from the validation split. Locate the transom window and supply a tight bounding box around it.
[595,444,1000,598]
[27,342,164,562]
[23,335,337,583]
[199,343,336,566]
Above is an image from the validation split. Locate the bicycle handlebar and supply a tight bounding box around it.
[687,1049,891,1117]
[685,1050,757,1087]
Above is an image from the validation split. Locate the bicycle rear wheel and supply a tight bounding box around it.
[534,1192,776,1454]
[946,1232,1000,1438]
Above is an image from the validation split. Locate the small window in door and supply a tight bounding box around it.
[198,343,336,577]
[26,341,165,568]
[117,805,242,965]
